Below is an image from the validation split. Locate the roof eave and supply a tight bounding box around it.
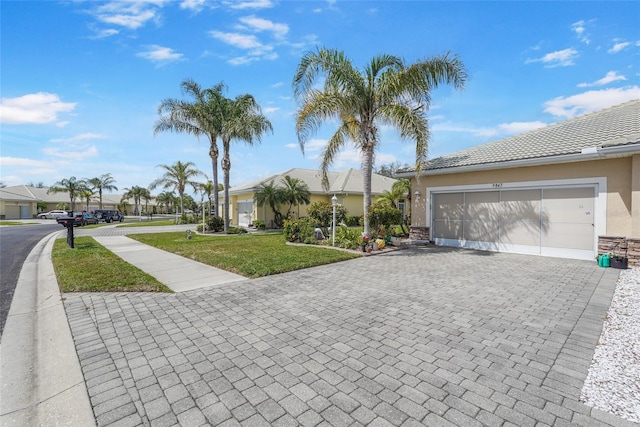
[397,143,640,177]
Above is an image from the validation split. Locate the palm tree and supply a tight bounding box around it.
[87,173,118,209]
[254,180,286,227]
[199,180,216,215]
[48,176,88,212]
[155,191,176,214]
[219,94,273,231]
[281,175,311,218]
[79,187,95,211]
[149,161,203,214]
[293,48,466,236]
[155,80,226,215]
[121,186,150,216]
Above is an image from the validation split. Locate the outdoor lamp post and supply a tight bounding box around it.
[331,194,338,246]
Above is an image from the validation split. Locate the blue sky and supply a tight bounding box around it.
[1,0,639,192]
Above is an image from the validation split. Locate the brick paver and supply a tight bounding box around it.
[64,245,635,426]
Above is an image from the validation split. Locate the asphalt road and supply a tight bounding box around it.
[0,222,61,338]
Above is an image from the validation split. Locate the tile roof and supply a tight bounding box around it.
[0,185,134,205]
[404,99,640,173]
[227,168,397,196]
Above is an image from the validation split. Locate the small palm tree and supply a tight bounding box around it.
[48,176,88,212]
[87,173,118,209]
[220,94,273,231]
[149,161,203,214]
[155,191,176,214]
[293,48,466,236]
[79,187,96,211]
[121,186,150,216]
[281,175,311,218]
[199,180,216,215]
[254,180,286,227]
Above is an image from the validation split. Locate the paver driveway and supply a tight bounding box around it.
[64,246,632,426]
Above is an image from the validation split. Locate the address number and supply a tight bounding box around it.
[492,183,503,188]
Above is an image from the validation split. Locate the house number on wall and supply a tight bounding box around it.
[492,183,503,188]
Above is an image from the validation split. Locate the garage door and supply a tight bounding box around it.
[432,187,595,260]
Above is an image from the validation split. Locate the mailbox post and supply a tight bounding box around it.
[60,213,75,248]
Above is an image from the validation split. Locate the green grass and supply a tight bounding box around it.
[52,237,172,293]
[116,219,176,227]
[0,221,38,226]
[129,232,360,278]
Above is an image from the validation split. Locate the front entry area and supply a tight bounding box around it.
[431,185,597,260]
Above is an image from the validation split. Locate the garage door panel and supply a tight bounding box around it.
[500,189,541,220]
[463,220,499,243]
[543,188,594,224]
[543,222,594,250]
[465,191,500,220]
[433,219,463,239]
[433,193,464,220]
[501,220,541,246]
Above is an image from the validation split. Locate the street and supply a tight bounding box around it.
[0,222,61,338]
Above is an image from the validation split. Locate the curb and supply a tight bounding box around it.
[0,231,95,427]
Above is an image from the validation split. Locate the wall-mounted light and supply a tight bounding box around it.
[414,190,420,202]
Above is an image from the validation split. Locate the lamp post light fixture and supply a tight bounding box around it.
[331,194,338,246]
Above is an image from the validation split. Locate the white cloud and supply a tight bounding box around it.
[92,1,164,30]
[571,20,590,44]
[577,71,627,88]
[50,133,108,143]
[544,86,640,119]
[180,0,207,12]
[526,48,578,67]
[209,31,277,64]
[226,0,273,10]
[42,146,99,161]
[608,41,630,54]
[0,157,54,168]
[89,28,119,39]
[263,107,280,114]
[238,15,288,39]
[137,45,184,64]
[433,121,547,138]
[0,92,76,125]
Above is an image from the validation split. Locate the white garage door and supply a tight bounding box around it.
[432,186,595,260]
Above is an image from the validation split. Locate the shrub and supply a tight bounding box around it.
[227,227,248,234]
[307,201,347,233]
[283,217,317,243]
[345,215,362,227]
[207,215,224,232]
[367,203,402,237]
[333,225,363,250]
[253,219,266,230]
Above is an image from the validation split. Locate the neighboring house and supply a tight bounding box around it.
[220,168,399,228]
[399,99,640,265]
[0,185,153,219]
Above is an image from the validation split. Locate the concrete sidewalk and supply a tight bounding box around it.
[93,236,247,292]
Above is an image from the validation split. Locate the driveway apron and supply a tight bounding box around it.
[63,246,633,426]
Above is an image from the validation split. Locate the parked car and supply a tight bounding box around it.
[93,209,124,223]
[38,210,68,219]
[56,212,99,227]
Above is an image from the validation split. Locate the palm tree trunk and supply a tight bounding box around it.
[362,147,374,237]
[222,143,231,232]
[209,139,219,217]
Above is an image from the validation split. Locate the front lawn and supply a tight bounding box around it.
[52,237,172,292]
[129,232,360,278]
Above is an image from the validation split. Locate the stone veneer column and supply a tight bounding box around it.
[632,154,640,237]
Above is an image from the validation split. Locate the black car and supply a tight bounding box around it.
[93,209,124,223]
[56,212,98,227]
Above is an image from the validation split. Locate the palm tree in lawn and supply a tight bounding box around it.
[87,173,118,209]
[149,161,203,215]
[155,80,226,215]
[155,191,175,214]
[122,185,150,216]
[79,187,96,212]
[281,175,311,218]
[219,94,273,231]
[293,48,466,236]
[199,180,216,215]
[48,176,88,212]
[254,180,286,228]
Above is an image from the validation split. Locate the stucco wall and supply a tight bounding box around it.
[410,157,636,237]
